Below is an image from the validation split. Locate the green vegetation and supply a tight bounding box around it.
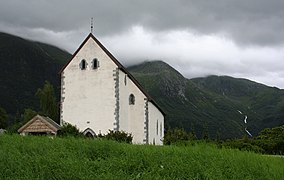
[5,80,59,133]
[5,108,38,134]
[129,61,284,139]
[163,128,196,145]
[57,123,82,137]
[36,81,58,121]
[1,32,284,140]
[102,130,133,143]
[0,107,8,129]
[0,135,283,179]
[223,125,284,155]
[165,125,284,155]
[0,32,70,117]
[57,124,133,143]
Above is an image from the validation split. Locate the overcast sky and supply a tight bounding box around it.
[1,0,284,88]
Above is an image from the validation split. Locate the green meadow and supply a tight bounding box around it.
[0,135,283,179]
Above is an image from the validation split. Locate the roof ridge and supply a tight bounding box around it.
[59,33,165,115]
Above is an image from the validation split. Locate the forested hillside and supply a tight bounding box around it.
[129,61,284,138]
[0,32,71,116]
[0,32,283,139]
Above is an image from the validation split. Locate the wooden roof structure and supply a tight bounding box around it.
[0,129,6,135]
[18,115,61,135]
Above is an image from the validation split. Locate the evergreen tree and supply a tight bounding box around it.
[202,122,209,140]
[35,81,58,121]
[163,128,189,145]
[0,107,8,129]
[22,108,38,123]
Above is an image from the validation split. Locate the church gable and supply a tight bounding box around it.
[60,33,164,113]
[60,33,165,144]
[60,33,122,74]
[60,34,120,134]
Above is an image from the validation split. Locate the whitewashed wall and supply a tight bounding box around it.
[118,71,129,132]
[61,37,117,135]
[61,34,164,144]
[148,102,164,145]
[120,72,147,144]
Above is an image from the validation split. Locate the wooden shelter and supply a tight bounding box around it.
[0,129,6,135]
[18,115,61,135]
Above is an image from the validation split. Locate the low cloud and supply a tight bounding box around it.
[1,0,284,88]
[102,26,284,88]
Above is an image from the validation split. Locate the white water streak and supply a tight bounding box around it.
[238,110,253,137]
[244,116,247,124]
[245,128,253,137]
[237,110,243,114]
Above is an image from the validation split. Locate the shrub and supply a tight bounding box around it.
[0,107,8,129]
[103,130,133,144]
[57,123,83,137]
[163,128,195,145]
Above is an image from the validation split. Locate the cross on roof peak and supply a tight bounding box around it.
[90,17,94,34]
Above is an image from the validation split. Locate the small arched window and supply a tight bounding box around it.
[160,122,163,137]
[92,58,99,69]
[80,59,87,70]
[156,120,159,135]
[129,94,135,105]
[124,75,127,86]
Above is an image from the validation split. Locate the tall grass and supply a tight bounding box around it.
[0,135,283,179]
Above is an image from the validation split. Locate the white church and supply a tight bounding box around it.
[60,33,165,145]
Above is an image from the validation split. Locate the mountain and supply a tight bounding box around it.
[1,32,283,139]
[0,32,71,116]
[129,61,284,139]
[191,75,284,135]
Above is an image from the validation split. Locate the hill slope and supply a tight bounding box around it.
[1,33,283,139]
[0,32,71,115]
[192,75,284,135]
[1,135,283,179]
[129,61,284,138]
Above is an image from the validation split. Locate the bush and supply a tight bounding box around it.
[0,107,8,129]
[103,130,133,144]
[57,123,83,137]
[163,128,196,145]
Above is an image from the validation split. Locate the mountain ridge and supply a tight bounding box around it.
[128,61,284,138]
[1,32,283,138]
[0,32,71,115]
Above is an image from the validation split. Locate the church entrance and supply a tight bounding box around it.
[83,128,96,138]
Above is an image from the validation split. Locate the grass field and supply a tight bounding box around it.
[0,135,283,179]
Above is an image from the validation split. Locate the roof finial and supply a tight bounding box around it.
[90,17,94,34]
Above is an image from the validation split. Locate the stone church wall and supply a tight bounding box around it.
[61,38,117,135]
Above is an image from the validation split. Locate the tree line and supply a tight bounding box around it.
[164,125,284,155]
[0,81,58,132]
[1,81,283,154]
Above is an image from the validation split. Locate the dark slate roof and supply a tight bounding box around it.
[60,33,165,116]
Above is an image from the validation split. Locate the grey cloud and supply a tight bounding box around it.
[1,0,284,46]
[1,0,284,88]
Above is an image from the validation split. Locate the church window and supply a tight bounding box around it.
[156,120,159,135]
[124,75,127,85]
[92,58,99,69]
[129,94,135,105]
[160,122,163,137]
[80,59,87,70]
